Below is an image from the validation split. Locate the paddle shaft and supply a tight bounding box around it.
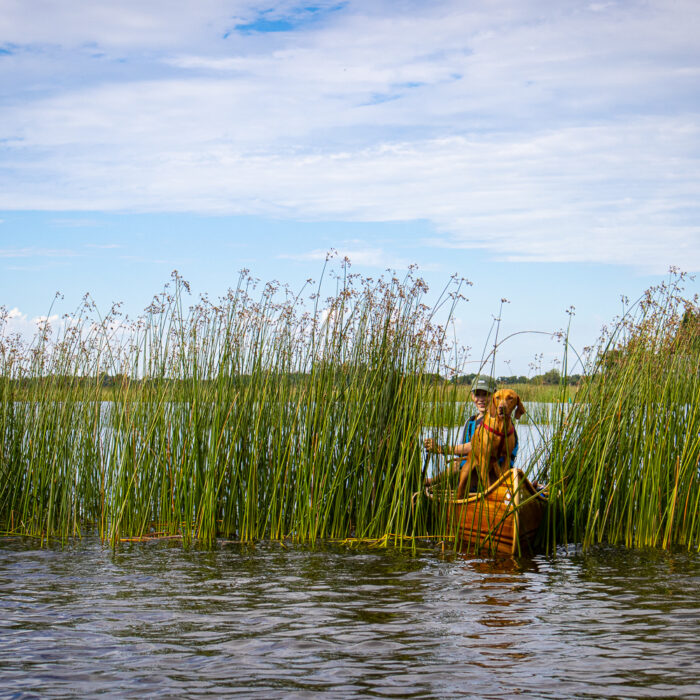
[420,450,431,484]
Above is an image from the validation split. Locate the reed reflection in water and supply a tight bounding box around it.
[0,540,697,698]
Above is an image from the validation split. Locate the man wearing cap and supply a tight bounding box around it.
[423,376,518,488]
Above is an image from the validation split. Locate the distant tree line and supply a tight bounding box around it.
[4,369,583,390]
[451,370,582,386]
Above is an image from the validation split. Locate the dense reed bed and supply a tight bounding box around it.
[539,272,700,551]
[1,264,697,552]
[0,267,465,546]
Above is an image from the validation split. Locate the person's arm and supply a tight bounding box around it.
[423,438,472,457]
[422,439,472,486]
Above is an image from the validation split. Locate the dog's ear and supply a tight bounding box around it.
[514,396,526,420]
[488,393,499,417]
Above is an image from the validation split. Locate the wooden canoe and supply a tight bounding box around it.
[425,468,546,556]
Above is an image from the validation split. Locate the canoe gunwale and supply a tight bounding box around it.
[423,468,547,556]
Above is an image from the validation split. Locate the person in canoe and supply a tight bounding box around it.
[422,376,519,489]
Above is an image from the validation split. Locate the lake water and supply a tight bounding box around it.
[1,539,698,698]
[429,413,554,483]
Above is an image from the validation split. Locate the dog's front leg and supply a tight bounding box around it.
[456,460,474,500]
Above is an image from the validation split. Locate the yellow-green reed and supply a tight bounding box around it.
[418,271,698,554]
[539,271,699,551]
[0,267,465,547]
[3,265,696,553]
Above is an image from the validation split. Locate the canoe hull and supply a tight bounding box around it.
[429,469,545,556]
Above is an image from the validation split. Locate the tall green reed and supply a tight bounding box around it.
[541,271,699,551]
[0,265,466,547]
[4,264,696,553]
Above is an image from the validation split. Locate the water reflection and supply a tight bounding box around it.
[0,539,697,698]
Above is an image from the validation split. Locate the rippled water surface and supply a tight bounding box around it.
[1,539,698,698]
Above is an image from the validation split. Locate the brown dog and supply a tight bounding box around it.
[456,389,525,499]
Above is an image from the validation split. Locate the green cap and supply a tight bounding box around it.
[471,376,496,393]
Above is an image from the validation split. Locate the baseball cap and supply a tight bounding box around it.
[471,376,496,393]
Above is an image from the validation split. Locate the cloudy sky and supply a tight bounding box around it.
[1,0,698,374]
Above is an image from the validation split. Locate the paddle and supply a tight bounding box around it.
[411,448,432,511]
[420,448,432,488]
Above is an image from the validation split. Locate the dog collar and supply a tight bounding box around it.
[481,422,515,438]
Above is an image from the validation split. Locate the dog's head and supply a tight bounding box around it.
[489,389,526,420]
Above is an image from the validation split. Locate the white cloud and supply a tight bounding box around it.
[0,306,135,363]
[0,0,698,271]
[1,307,62,339]
[0,247,80,259]
[0,0,344,49]
[0,1,239,48]
[51,218,105,227]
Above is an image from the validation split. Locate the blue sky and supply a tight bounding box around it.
[1,0,698,375]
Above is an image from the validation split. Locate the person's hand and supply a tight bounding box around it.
[423,438,441,454]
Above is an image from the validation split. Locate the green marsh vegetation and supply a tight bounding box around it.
[0,265,468,546]
[1,264,697,552]
[425,270,699,553]
[539,270,700,551]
